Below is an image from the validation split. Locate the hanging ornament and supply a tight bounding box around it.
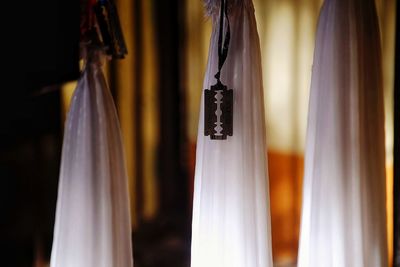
[204,0,233,140]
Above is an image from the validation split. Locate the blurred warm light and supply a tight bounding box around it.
[140,0,160,221]
[61,81,77,122]
[115,0,160,224]
[254,0,322,154]
[262,2,296,152]
[267,151,303,262]
[376,0,396,263]
[388,164,394,266]
[115,0,137,228]
[185,0,212,141]
[376,0,396,165]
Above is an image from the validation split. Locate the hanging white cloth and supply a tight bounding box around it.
[50,49,133,267]
[298,0,388,266]
[190,1,273,266]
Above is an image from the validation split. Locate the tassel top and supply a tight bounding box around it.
[204,0,254,16]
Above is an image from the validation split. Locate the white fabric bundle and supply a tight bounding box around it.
[50,49,133,267]
[190,1,273,267]
[298,0,388,266]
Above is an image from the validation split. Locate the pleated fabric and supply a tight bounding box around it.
[50,49,133,267]
[298,0,388,266]
[190,1,273,266]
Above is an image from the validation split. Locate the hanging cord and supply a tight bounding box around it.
[214,0,230,82]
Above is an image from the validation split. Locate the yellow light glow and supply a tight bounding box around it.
[61,81,78,123]
[115,0,137,228]
[141,0,159,221]
[387,164,394,266]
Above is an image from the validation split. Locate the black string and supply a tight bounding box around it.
[214,0,230,82]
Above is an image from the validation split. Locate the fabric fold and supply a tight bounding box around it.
[298,0,388,266]
[50,49,133,267]
[191,1,273,266]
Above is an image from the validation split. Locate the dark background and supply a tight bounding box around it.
[1,0,79,266]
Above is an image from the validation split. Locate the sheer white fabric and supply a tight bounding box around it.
[50,50,133,267]
[190,1,273,267]
[298,0,388,266]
